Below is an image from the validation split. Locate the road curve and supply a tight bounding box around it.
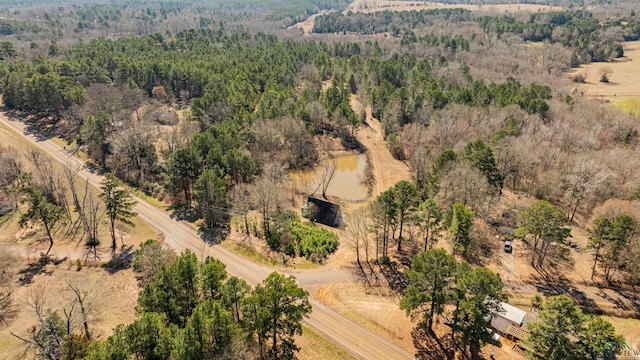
[0,114,414,360]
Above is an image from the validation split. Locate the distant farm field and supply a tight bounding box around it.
[567,40,640,115]
[345,0,562,13]
[290,1,562,35]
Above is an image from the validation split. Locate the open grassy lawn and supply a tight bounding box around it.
[567,40,640,115]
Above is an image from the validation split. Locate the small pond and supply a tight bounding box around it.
[290,153,369,201]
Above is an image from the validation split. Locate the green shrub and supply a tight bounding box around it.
[289,221,338,261]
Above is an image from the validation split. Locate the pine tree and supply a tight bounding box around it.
[100,173,137,257]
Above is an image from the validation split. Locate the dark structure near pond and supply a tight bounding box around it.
[301,196,343,228]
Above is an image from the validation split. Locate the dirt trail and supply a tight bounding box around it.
[350,95,412,196]
[287,11,328,35]
[0,113,414,360]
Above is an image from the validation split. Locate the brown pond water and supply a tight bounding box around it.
[290,153,369,201]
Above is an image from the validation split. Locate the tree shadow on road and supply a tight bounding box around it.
[169,205,200,223]
[412,327,456,360]
[199,226,229,246]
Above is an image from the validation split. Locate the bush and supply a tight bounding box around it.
[289,221,339,261]
[132,239,177,285]
[572,73,586,83]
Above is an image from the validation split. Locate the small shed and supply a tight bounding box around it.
[490,302,527,334]
[301,196,343,228]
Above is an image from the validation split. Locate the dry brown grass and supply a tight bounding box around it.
[296,326,358,360]
[314,282,416,351]
[0,260,139,358]
[566,40,640,114]
[0,113,157,357]
[600,316,640,350]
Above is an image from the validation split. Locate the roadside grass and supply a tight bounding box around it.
[130,216,158,241]
[299,325,358,360]
[294,261,321,270]
[0,120,32,148]
[221,241,281,267]
[50,136,92,163]
[523,41,544,48]
[131,188,168,209]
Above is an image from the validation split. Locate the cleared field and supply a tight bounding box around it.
[566,40,640,115]
[345,0,562,13]
[290,1,562,35]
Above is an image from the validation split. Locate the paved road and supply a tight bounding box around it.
[0,114,415,360]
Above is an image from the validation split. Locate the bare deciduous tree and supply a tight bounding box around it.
[312,159,337,200]
[251,178,283,239]
[563,159,612,223]
[0,145,22,215]
[13,279,95,358]
[132,240,177,286]
[26,149,69,219]
[84,188,105,260]
[347,207,372,286]
[229,183,253,237]
[436,162,493,214]
[65,279,93,340]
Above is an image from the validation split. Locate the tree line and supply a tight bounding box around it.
[312,8,472,35]
[17,247,312,360]
[353,175,640,287]
[477,10,624,63]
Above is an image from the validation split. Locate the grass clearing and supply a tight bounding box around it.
[566,40,640,115]
[610,96,640,116]
[600,316,640,350]
[297,325,358,360]
[50,136,70,149]
[294,260,321,270]
[314,283,416,351]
